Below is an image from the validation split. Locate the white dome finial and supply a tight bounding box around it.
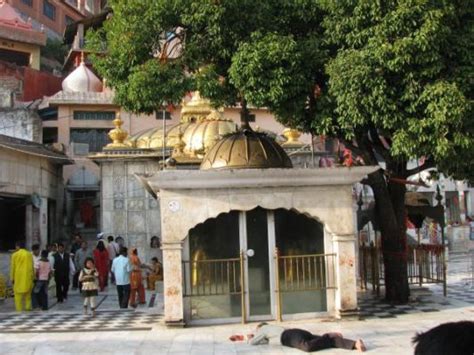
[62,53,102,93]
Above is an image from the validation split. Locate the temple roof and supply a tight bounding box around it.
[0,1,46,46]
[62,60,103,93]
[0,134,72,164]
[48,90,114,106]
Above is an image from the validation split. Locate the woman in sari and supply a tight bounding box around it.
[93,241,109,291]
[129,248,146,307]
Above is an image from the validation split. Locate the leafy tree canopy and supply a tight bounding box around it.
[231,0,473,182]
[88,0,473,303]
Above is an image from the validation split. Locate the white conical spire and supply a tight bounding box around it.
[62,54,102,93]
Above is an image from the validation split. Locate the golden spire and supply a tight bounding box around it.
[282,128,304,147]
[171,127,186,157]
[180,91,213,123]
[105,112,129,149]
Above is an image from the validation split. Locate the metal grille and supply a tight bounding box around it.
[182,257,243,297]
[359,243,446,296]
[276,253,337,292]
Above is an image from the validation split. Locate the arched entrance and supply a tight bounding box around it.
[183,207,330,323]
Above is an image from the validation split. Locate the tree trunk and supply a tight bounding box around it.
[368,169,409,303]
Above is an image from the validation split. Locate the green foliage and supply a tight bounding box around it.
[322,1,472,161]
[88,0,473,182]
[232,0,473,182]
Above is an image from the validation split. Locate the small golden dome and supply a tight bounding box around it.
[200,128,293,170]
[180,91,213,123]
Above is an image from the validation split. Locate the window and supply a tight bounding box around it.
[43,0,56,20]
[241,113,256,122]
[21,0,33,6]
[65,15,75,26]
[70,129,110,153]
[0,48,30,67]
[42,127,58,145]
[73,111,115,120]
[155,110,172,120]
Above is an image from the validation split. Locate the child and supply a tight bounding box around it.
[79,257,99,317]
[33,250,52,311]
[146,257,163,291]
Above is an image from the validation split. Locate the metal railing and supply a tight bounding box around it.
[182,251,246,323]
[359,243,446,297]
[274,250,337,321]
[182,250,337,323]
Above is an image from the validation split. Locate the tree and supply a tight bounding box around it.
[86,0,280,116]
[89,0,473,303]
[230,1,473,302]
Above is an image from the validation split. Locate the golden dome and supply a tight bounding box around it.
[200,128,293,170]
[180,91,213,123]
[126,123,192,149]
[126,115,238,158]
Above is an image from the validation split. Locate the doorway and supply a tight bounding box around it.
[184,207,326,322]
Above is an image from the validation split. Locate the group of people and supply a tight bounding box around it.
[9,233,163,316]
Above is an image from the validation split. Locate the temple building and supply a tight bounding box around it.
[45,49,328,241]
[90,91,373,325]
[90,92,328,261]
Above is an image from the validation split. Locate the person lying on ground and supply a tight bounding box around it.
[237,322,366,352]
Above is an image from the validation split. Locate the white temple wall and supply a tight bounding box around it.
[100,159,161,261]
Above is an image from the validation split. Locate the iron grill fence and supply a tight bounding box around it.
[359,243,446,296]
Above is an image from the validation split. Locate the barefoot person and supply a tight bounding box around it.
[246,323,366,352]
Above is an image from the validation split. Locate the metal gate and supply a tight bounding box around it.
[359,243,447,296]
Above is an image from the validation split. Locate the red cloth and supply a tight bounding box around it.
[93,249,109,291]
[80,201,94,227]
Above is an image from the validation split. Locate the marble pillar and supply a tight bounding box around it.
[332,233,358,318]
[162,241,185,326]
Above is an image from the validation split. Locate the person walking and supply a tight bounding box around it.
[10,241,34,312]
[31,244,41,310]
[129,248,146,308]
[74,241,91,292]
[107,236,119,284]
[93,241,109,291]
[70,234,82,256]
[53,243,72,303]
[33,250,51,311]
[79,257,99,317]
[70,234,82,290]
[111,247,132,309]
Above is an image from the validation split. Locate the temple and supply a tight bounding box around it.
[90,92,376,325]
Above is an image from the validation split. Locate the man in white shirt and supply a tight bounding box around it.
[107,236,120,284]
[31,244,40,269]
[111,247,132,309]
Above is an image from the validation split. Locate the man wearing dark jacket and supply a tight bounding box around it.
[53,243,71,303]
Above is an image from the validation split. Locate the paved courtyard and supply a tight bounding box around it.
[0,252,472,354]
